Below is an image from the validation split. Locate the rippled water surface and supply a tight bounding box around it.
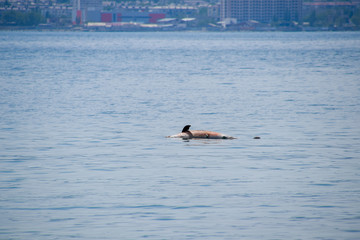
[1,31,360,239]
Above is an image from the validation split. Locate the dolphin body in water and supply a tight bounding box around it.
[167,125,236,139]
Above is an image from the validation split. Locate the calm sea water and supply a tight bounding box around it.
[1,31,360,239]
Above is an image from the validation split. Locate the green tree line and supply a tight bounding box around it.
[303,7,360,28]
[0,10,44,26]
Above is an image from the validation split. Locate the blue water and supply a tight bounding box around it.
[1,31,360,239]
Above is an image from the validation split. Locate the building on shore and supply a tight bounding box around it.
[99,11,165,24]
[220,0,302,25]
[72,0,102,24]
[71,0,170,25]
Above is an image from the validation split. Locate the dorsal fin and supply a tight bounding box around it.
[182,125,191,132]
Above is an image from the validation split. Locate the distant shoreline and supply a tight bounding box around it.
[1,25,359,32]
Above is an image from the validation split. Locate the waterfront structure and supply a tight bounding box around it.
[220,0,302,24]
[72,0,102,24]
[100,11,166,24]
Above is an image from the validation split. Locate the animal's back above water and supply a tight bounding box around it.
[187,130,231,139]
[167,125,236,139]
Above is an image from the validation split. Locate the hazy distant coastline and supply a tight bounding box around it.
[1,0,360,32]
[1,25,359,32]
